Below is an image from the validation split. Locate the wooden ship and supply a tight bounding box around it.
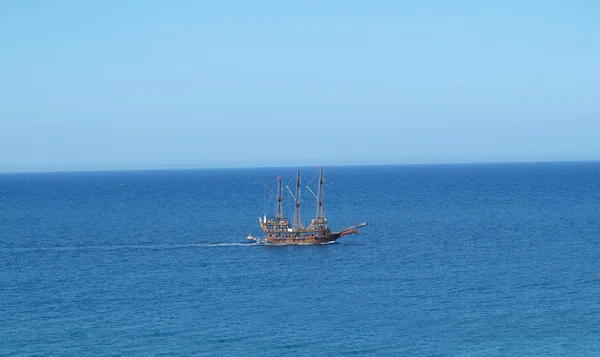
[248,168,367,245]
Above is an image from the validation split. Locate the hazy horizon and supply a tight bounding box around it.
[1,158,599,175]
[1,1,599,173]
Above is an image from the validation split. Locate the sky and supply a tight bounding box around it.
[0,0,599,172]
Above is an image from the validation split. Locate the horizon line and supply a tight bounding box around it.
[0,159,598,175]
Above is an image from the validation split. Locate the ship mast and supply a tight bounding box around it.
[293,171,302,228]
[316,169,325,221]
[276,175,283,219]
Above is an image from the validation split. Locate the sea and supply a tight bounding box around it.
[1,162,599,356]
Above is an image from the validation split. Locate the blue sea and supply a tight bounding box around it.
[1,163,600,356]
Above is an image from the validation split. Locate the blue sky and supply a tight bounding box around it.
[1,1,598,172]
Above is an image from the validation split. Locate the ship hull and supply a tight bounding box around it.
[264,232,341,245]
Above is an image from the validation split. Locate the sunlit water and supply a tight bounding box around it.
[2,163,599,356]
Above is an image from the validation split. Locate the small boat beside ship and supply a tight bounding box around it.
[248,168,367,245]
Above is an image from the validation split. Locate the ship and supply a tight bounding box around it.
[248,168,367,245]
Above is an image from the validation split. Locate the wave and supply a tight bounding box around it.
[0,242,260,253]
[0,240,345,252]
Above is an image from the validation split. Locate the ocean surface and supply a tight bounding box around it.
[1,163,600,356]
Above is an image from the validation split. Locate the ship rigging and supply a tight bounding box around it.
[248,168,367,245]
